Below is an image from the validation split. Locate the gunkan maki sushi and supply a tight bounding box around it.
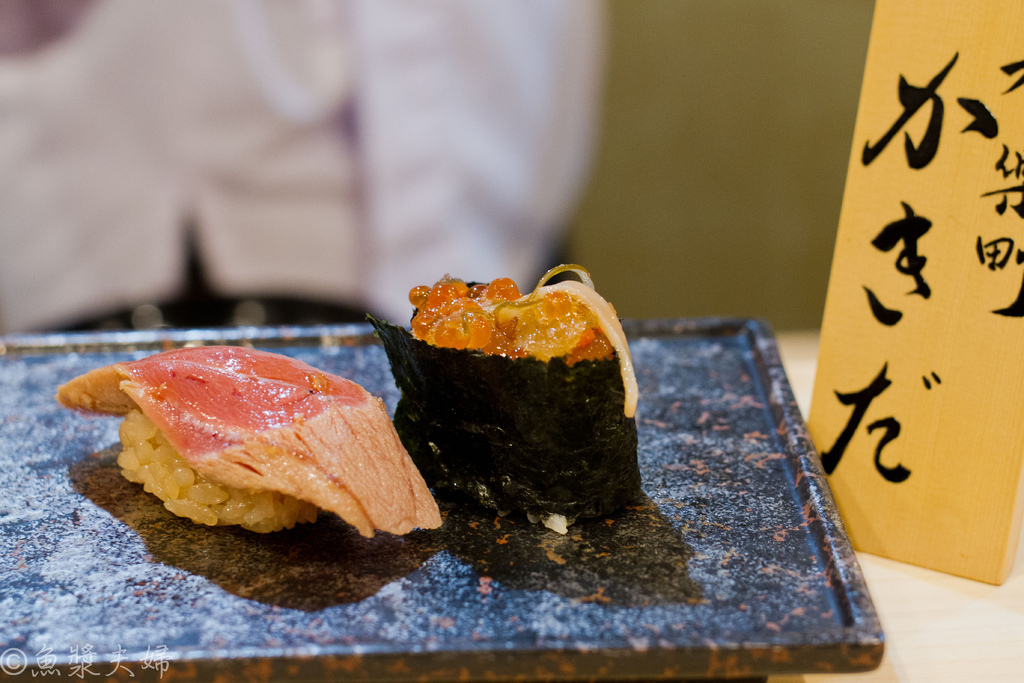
[371,265,641,533]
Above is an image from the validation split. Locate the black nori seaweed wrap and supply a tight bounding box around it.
[370,317,641,521]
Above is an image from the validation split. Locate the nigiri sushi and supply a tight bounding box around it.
[371,265,641,534]
[56,346,441,536]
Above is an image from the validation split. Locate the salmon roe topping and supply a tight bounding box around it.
[485,277,521,303]
[409,285,430,309]
[426,282,462,310]
[408,275,613,362]
[540,290,573,318]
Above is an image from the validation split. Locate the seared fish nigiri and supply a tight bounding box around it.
[57,346,441,536]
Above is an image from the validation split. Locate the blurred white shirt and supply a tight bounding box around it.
[0,0,603,331]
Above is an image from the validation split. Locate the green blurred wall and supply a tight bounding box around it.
[569,0,875,330]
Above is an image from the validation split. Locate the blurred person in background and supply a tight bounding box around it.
[0,0,603,332]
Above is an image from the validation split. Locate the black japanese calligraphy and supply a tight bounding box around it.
[1001,58,1024,94]
[864,286,903,326]
[821,364,913,483]
[977,236,1024,316]
[984,146,1024,217]
[995,145,1022,179]
[866,417,911,483]
[976,236,1015,270]
[863,53,958,169]
[863,203,934,324]
[957,98,998,138]
[873,202,932,298]
[821,364,891,475]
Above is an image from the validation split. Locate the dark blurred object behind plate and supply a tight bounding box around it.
[0,318,882,681]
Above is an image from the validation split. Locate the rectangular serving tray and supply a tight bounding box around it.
[0,318,883,681]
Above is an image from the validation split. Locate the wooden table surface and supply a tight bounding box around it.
[768,332,1024,683]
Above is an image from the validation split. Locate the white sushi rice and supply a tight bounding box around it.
[117,409,318,533]
[526,511,574,535]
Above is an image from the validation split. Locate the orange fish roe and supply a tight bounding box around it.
[540,290,573,318]
[426,281,463,310]
[409,275,614,362]
[408,285,430,309]
[484,277,521,303]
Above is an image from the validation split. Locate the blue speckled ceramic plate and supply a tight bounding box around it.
[0,319,882,681]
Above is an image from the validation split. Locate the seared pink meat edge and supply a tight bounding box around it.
[56,346,441,537]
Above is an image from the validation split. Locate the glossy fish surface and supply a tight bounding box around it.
[57,346,441,537]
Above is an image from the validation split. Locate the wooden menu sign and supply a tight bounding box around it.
[809,0,1024,584]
